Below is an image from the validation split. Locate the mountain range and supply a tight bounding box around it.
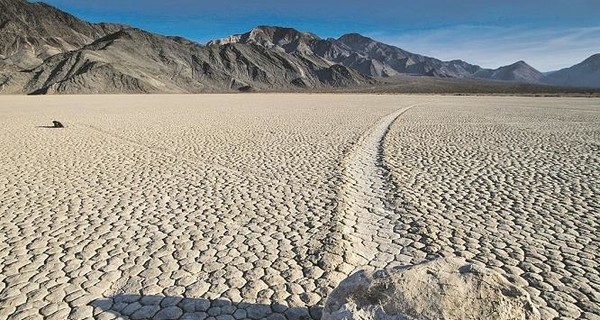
[0,0,599,94]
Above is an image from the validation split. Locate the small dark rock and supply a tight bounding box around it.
[52,120,64,128]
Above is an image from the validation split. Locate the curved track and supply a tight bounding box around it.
[335,104,419,270]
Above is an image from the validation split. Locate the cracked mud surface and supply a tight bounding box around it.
[382,97,600,319]
[0,95,598,320]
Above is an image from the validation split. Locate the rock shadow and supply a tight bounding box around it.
[91,294,320,320]
[37,121,65,128]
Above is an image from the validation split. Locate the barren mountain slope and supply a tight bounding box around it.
[0,1,372,94]
[544,54,600,88]
[0,0,123,69]
[1,1,595,93]
[474,61,544,83]
[321,33,482,78]
[208,25,319,55]
[22,28,373,94]
[210,26,485,78]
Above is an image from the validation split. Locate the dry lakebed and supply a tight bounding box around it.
[0,94,598,319]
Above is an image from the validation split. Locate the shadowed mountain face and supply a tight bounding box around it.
[544,54,600,88]
[0,0,122,69]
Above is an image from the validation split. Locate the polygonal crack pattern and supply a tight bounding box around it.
[0,95,598,320]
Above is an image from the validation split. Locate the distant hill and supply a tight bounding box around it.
[0,0,598,94]
[543,54,600,88]
[474,61,544,83]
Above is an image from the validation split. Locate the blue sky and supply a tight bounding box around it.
[38,0,600,71]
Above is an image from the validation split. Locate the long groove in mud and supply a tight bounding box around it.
[329,104,420,270]
[299,105,421,306]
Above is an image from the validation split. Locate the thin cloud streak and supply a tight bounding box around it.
[372,26,600,71]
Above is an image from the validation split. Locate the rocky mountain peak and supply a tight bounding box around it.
[208,25,319,54]
[250,25,319,41]
[474,60,543,83]
[511,60,531,67]
[505,61,539,72]
[337,33,373,43]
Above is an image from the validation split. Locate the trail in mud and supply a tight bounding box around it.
[333,104,420,270]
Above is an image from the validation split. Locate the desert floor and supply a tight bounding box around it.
[0,94,598,320]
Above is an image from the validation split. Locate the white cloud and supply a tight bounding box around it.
[369,25,600,72]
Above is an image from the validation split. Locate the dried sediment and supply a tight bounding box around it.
[382,96,600,319]
[0,95,598,320]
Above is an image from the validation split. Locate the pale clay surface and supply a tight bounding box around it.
[0,94,598,320]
